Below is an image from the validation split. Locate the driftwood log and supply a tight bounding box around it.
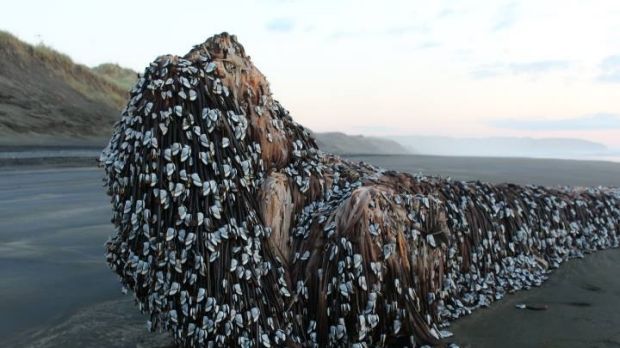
[100,33,620,347]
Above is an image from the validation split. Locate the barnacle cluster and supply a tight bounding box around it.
[100,33,620,347]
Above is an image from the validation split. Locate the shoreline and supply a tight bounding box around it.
[1,151,620,187]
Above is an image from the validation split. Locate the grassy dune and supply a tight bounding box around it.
[0,31,127,145]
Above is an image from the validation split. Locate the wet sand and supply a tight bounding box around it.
[0,159,619,347]
[346,154,620,187]
[447,249,620,348]
[0,168,157,346]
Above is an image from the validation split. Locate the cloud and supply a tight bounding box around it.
[385,25,428,36]
[472,60,570,78]
[597,55,620,83]
[415,41,440,50]
[328,31,367,40]
[266,18,295,32]
[509,61,570,73]
[437,8,456,18]
[329,25,428,41]
[471,68,499,79]
[493,2,518,31]
[489,113,620,131]
[350,125,405,134]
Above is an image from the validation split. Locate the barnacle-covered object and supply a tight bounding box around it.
[100,33,620,347]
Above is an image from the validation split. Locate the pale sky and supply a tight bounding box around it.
[2,0,620,148]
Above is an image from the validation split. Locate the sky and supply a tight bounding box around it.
[2,0,620,149]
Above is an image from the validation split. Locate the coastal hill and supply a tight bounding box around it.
[314,132,410,155]
[0,31,127,146]
[393,135,609,159]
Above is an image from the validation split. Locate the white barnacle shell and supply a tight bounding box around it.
[185,232,195,246]
[191,173,202,187]
[166,163,176,177]
[159,122,169,135]
[181,145,191,162]
[171,142,181,155]
[223,164,231,177]
[393,319,402,334]
[230,258,238,272]
[181,76,191,88]
[251,307,260,322]
[358,276,367,291]
[179,169,188,182]
[178,205,187,220]
[233,283,242,295]
[202,182,211,196]
[166,228,176,241]
[426,234,437,248]
[199,152,209,165]
[173,183,185,197]
[197,288,206,303]
[199,134,210,148]
[208,109,219,122]
[201,107,211,120]
[169,282,180,296]
[210,205,222,220]
[169,309,178,323]
[260,333,271,348]
[383,243,395,259]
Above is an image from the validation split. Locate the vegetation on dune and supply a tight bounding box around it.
[0,30,127,109]
[92,63,138,92]
[0,30,132,143]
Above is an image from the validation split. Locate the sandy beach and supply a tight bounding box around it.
[0,157,619,347]
[448,249,620,347]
